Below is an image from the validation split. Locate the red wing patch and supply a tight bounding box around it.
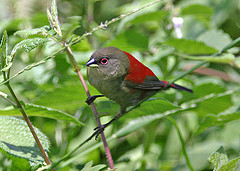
[124,51,156,85]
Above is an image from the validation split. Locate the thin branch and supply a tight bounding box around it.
[0,91,16,106]
[0,47,65,86]
[4,81,53,167]
[70,0,163,45]
[65,46,115,169]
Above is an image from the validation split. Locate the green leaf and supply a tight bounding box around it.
[197,112,240,134]
[0,116,50,167]
[209,146,228,170]
[197,30,233,51]
[182,4,213,17]
[48,0,62,37]
[113,114,165,138]
[112,99,180,137]
[0,30,11,72]
[34,83,98,113]
[181,4,213,25]
[164,39,218,55]
[181,53,235,64]
[218,157,240,171]
[130,11,168,24]
[178,83,227,104]
[126,98,180,118]
[80,161,106,171]
[0,103,84,126]
[209,146,240,171]
[193,91,233,116]
[83,98,179,119]
[11,38,47,57]
[14,26,50,38]
[105,28,148,52]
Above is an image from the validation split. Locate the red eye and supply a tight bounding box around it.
[101,58,108,65]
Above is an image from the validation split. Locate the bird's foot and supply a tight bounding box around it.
[91,124,107,140]
[85,95,104,105]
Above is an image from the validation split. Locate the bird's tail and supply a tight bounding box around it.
[162,81,193,93]
[171,83,193,93]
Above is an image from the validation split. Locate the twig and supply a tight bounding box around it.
[65,46,115,169]
[1,35,54,168]
[0,91,16,106]
[70,0,163,45]
[0,47,65,86]
[2,79,52,168]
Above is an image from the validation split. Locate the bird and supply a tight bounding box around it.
[86,46,192,138]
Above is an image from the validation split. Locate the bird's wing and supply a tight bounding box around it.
[124,76,166,90]
[124,76,193,93]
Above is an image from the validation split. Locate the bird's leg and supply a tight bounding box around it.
[92,108,126,140]
[85,95,104,105]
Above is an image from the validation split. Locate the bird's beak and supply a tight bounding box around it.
[86,58,98,67]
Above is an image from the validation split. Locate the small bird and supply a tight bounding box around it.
[86,46,192,137]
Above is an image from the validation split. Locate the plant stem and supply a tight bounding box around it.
[0,91,16,106]
[65,46,115,169]
[2,64,53,168]
[5,82,52,167]
[167,116,194,171]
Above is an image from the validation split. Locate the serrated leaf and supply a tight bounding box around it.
[11,38,47,57]
[181,53,235,64]
[0,116,50,167]
[218,157,240,171]
[164,39,217,55]
[209,146,240,171]
[14,26,50,38]
[49,0,62,37]
[0,30,10,71]
[105,28,148,52]
[0,103,84,126]
[209,146,228,170]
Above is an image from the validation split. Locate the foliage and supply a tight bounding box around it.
[0,0,240,170]
[0,116,50,167]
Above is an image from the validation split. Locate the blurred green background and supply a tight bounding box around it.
[0,0,240,170]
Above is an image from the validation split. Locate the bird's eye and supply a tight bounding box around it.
[100,58,108,65]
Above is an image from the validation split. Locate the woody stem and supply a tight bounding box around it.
[65,45,115,169]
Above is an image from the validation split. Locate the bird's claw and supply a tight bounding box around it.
[92,125,106,140]
[85,95,104,105]
[85,96,94,105]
